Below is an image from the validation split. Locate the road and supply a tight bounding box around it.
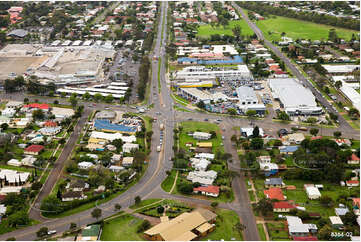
[231,2,356,134]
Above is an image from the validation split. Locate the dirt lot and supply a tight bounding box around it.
[0,57,43,80]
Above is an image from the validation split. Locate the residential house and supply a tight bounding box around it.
[348,154,360,165]
[122,157,134,167]
[2,108,16,117]
[190,158,210,171]
[21,156,37,166]
[144,209,217,241]
[273,201,296,212]
[39,127,62,136]
[286,133,305,144]
[66,180,89,192]
[195,153,215,160]
[62,191,87,202]
[265,178,285,188]
[346,180,359,187]
[193,185,220,197]
[187,170,217,186]
[78,162,94,170]
[279,146,299,155]
[305,185,321,200]
[335,207,350,216]
[286,216,317,237]
[7,159,21,167]
[108,165,124,173]
[6,101,23,109]
[122,143,139,153]
[329,216,344,229]
[264,188,285,200]
[24,145,44,155]
[0,204,6,215]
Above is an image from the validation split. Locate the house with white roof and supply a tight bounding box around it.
[78,162,94,170]
[195,153,215,160]
[192,132,212,140]
[190,158,211,171]
[286,216,317,237]
[2,108,16,117]
[187,170,217,185]
[7,159,21,167]
[123,143,139,153]
[305,185,321,200]
[21,156,37,166]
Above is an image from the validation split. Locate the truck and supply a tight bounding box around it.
[157,145,161,152]
[160,123,164,131]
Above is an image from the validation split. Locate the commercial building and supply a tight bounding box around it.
[268,78,322,115]
[178,88,228,103]
[340,85,360,111]
[93,119,137,134]
[322,64,359,74]
[174,65,253,81]
[144,209,217,241]
[236,86,266,114]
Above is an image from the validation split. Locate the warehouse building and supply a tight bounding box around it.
[236,86,266,114]
[268,78,322,115]
[322,64,359,74]
[178,88,228,103]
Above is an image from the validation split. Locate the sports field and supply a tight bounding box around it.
[256,15,358,41]
[197,20,254,38]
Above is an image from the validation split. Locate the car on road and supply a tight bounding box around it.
[204,118,208,121]
[217,119,222,122]
[92,103,96,106]
[188,118,193,120]
[222,136,225,140]
[48,230,57,235]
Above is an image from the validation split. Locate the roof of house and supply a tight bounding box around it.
[62,190,83,199]
[264,188,285,200]
[44,121,57,127]
[273,201,295,209]
[293,236,318,241]
[352,198,360,207]
[23,103,50,109]
[145,209,216,241]
[24,144,44,153]
[329,216,343,225]
[193,185,220,194]
[335,207,350,216]
[265,178,284,185]
[350,154,360,161]
[346,180,359,184]
[280,146,299,153]
[7,29,28,37]
[94,119,137,133]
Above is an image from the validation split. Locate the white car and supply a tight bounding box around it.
[48,230,57,235]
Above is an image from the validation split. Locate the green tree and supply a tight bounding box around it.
[7,210,30,228]
[82,92,91,100]
[310,128,319,136]
[134,196,141,205]
[104,94,114,103]
[137,220,151,233]
[1,123,8,130]
[335,80,342,89]
[93,93,103,102]
[36,227,49,238]
[32,109,45,120]
[250,138,264,150]
[40,195,62,214]
[333,131,342,138]
[91,208,102,221]
[211,202,219,208]
[246,110,256,117]
[227,108,237,115]
[69,95,78,109]
[255,198,273,215]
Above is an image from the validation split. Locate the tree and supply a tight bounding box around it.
[318,225,332,240]
[246,110,256,118]
[157,206,165,214]
[333,131,342,138]
[111,139,123,152]
[91,208,102,221]
[335,80,342,89]
[310,128,319,136]
[69,95,78,109]
[82,92,91,100]
[211,202,219,208]
[93,93,103,102]
[255,198,273,215]
[252,126,260,138]
[343,211,357,226]
[31,181,42,190]
[40,195,62,214]
[114,203,122,211]
[250,138,264,150]
[134,196,141,205]
[232,25,242,41]
[177,182,193,194]
[328,28,338,42]
[137,220,151,233]
[227,108,237,115]
[32,109,45,120]
[1,123,8,130]
[277,111,290,121]
[69,222,77,230]
[59,138,66,145]
[196,101,205,109]
[104,94,114,103]
[23,97,29,103]
[7,210,30,228]
[36,227,49,238]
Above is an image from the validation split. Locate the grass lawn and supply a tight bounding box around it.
[197,20,254,38]
[257,224,267,241]
[129,199,162,210]
[0,219,39,236]
[170,92,189,107]
[161,170,177,193]
[256,15,358,41]
[201,209,243,241]
[351,140,360,149]
[174,105,191,112]
[101,214,144,241]
[179,121,223,153]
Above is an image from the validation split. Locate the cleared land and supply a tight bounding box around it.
[197,20,254,38]
[101,214,144,241]
[256,15,358,41]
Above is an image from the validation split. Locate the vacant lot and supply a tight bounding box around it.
[0,57,43,79]
[101,214,144,241]
[256,16,358,41]
[197,20,254,38]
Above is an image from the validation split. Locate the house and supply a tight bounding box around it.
[334,139,352,146]
[2,108,16,117]
[24,145,44,155]
[39,127,62,136]
[348,154,360,165]
[21,156,37,166]
[187,170,217,186]
[112,154,122,163]
[78,162,94,170]
[144,209,216,241]
[43,121,57,127]
[193,185,220,197]
[264,188,285,200]
[62,191,87,202]
[93,119,137,134]
[196,142,212,148]
[108,165,125,173]
[273,201,296,212]
[0,169,30,186]
[6,101,23,109]
[122,157,134,167]
[257,156,271,163]
[329,216,344,229]
[305,186,321,200]
[190,158,210,171]
[76,224,102,241]
[23,103,50,111]
[279,146,299,155]
[0,204,6,215]
[195,153,215,160]
[192,132,212,140]
[286,216,317,237]
[122,143,139,153]
[86,143,105,151]
[265,178,285,188]
[66,180,89,192]
[335,207,350,216]
[0,186,22,195]
[346,180,359,187]
[7,159,21,167]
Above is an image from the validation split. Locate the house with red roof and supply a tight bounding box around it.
[273,201,296,212]
[353,198,360,209]
[24,145,44,155]
[311,136,323,140]
[264,188,285,201]
[348,154,360,165]
[346,180,359,187]
[43,121,57,127]
[23,103,50,111]
[193,185,220,197]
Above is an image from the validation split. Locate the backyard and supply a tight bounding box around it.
[101,214,144,241]
[256,15,358,41]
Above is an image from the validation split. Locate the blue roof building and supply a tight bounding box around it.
[177,55,243,65]
[94,119,137,134]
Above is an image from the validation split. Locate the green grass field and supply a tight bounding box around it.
[257,224,267,241]
[256,15,358,41]
[197,20,254,38]
[101,214,144,241]
[129,198,162,210]
[201,209,243,241]
[161,170,177,193]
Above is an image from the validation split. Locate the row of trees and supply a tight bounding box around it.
[238,2,359,31]
[137,56,151,101]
